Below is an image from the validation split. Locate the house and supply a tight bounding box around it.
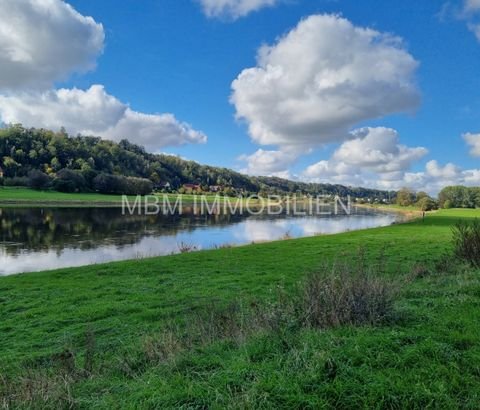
[0,167,3,178]
[183,183,201,192]
[209,185,222,192]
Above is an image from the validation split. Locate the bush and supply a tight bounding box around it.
[93,173,153,195]
[301,260,397,328]
[140,253,398,366]
[452,219,480,267]
[443,199,453,209]
[3,176,29,187]
[416,196,438,212]
[93,173,127,195]
[126,177,153,196]
[27,170,51,190]
[52,169,86,193]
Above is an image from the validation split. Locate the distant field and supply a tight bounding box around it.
[2,209,480,407]
[0,186,129,202]
[0,186,219,205]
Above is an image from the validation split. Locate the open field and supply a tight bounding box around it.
[1,209,480,408]
[0,187,222,207]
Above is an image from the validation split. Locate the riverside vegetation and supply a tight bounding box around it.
[1,209,480,408]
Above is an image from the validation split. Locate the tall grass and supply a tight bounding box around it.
[142,251,398,364]
[301,260,397,329]
[452,219,480,267]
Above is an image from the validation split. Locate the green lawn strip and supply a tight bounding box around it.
[0,186,225,207]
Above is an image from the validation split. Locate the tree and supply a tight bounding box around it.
[416,191,429,202]
[2,156,20,177]
[417,197,438,212]
[53,169,86,193]
[27,170,50,190]
[439,186,474,209]
[396,188,415,207]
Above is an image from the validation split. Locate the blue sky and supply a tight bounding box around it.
[0,0,479,193]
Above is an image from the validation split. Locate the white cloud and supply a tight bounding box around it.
[303,127,430,190]
[231,14,419,148]
[304,127,428,186]
[333,127,427,173]
[0,85,207,151]
[198,0,280,19]
[304,155,480,195]
[425,160,461,179]
[403,160,480,194]
[0,0,104,91]
[464,132,480,156]
[238,148,299,177]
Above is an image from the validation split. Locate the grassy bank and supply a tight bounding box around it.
[1,209,480,408]
[0,187,224,207]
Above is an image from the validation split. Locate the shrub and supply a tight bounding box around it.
[416,196,438,212]
[52,169,86,193]
[93,173,126,195]
[126,177,153,196]
[443,199,453,209]
[301,260,397,328]
[3,176,29,187]
[27,170,51,190]
[93,174,153,195]
[452,219,480,267]
[140,254,398,366]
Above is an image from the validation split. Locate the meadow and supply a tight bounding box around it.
[0,187,220,206]
[1,209,480,408]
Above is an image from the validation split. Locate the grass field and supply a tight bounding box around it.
[1,209,480,408]
[0,186,222,206]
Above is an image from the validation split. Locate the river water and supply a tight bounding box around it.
[0,206,402,275]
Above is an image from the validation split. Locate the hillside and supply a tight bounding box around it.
[0,125,394,199]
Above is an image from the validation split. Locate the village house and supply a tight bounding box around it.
[183,183,201,192]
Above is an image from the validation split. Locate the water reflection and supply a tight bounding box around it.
[0,207,400,275]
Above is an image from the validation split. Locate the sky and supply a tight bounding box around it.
[0,0,480,194]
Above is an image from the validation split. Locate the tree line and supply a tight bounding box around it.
[396,186,480,211]
[0,125,395,198]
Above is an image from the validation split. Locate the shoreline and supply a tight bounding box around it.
[1,207,409,277]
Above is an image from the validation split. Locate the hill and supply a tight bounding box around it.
[0,125,394,199]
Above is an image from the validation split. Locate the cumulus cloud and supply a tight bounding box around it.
[198,0,280,19]
[333,127,428,173]
[464,132,480,156]
[0,0,104,91]
[0,85,207,151]
[238,148,299,177]
[303,127,430,189]
[304,127,427,178]
[0,1,206,152]
[231,14,419,147]
[403,160,480,194]
[304,154,480,195]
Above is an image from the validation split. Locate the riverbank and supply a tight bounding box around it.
[355,202,426,217]
[1,209,480,407]
[0,187,237,207]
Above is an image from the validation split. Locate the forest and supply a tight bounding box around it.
[0,125,396,198]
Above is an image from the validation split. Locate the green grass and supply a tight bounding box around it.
[1,209,480,408]
[0,186,223,206]
[0,186,135,203]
